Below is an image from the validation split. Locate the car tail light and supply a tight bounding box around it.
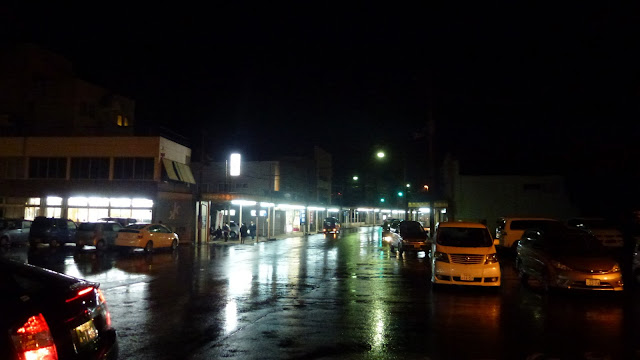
[12,313,58,360]
[66,286,95,303]
[96,288,112,327]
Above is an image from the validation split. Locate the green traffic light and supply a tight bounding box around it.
[380,198,385,203]
[398,192,403,197]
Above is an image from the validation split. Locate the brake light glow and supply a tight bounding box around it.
[66,286,95,303]
[12,313,58,360]
[97,288,112,327]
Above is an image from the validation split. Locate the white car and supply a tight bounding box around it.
[430,221,501,287]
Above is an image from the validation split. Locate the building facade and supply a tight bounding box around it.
[0,136,196,241]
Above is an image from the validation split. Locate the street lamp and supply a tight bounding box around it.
[376,151,385,159]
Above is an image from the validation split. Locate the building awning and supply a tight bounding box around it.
[162,158,196,184]
[175,162,196,184]
[162,158,180,181]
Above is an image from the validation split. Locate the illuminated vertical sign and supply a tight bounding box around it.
[230,153,241,176]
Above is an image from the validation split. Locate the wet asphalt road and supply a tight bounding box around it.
[2,227,639,360]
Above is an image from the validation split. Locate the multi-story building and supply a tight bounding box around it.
[193,146,334,240]
[0,44,197,241]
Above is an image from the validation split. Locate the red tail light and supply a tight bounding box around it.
[12,313,58,360]
[66,286,95,303]
[97,288,112,327]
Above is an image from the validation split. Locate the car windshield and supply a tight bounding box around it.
[437,227,493,247]
[545,231,606,255]
[126,224,148,230]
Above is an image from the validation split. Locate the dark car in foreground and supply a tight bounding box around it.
[0,257,118,360]
[516,226,623,291]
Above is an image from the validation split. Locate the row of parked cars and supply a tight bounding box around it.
[383,216,636,292]
[0,216,180,252]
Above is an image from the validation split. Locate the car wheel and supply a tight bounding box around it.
[144,241,153,253]
[230,231,237,239]
[0,236,9,247]
[171,239,178,250]
[50,239,59,247]
[96,240,106,251]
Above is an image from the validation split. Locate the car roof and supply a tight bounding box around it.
[499,217,558,221]
[438,221,489,229]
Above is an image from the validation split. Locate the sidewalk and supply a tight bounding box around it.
[202,231,307,246]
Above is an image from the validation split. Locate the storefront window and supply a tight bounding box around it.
[47,196,63,206]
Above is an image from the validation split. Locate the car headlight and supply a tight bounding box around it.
[434,251,449,263]
[485,253,499,264]
[550,260,572,271]
[610,263,621,273]
[383,236,392,242]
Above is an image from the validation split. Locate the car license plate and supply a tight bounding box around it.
[460,274,474,281]
[72,319,98,350]
[586,279,600,286]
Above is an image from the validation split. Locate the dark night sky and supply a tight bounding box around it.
[3,3,640,209]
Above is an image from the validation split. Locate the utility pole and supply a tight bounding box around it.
[428,109,436,237]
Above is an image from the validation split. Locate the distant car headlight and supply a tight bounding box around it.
[485,253,499,264]
[610,263,621,273]
[434,251,449,263]
[550,260,572,271]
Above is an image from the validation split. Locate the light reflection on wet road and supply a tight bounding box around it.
[2,227,639,359]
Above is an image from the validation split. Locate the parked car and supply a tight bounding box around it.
[515,225,623,291]
[387,220,429,256]
[567,217,624,248]
[430,221,501,287]
[495,217,562,251]
[98,217,137,227]
[114,223,179,252]
[76,221,124,251]
[382,218,401,235]
[322,217,341,236]
[0,219,32,246]
[29,217,78,247]
[0,257,118,360]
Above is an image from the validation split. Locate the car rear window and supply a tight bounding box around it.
[437,227,493,247]
[510,220,558,230]
[400,221,426,237]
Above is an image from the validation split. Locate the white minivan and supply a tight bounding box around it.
[430,221,501,287]
[495,217,561,251]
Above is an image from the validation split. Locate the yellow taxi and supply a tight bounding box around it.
[114,223,179,252]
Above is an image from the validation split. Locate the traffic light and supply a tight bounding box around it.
[380,198,385,203]
[397,191,403,197]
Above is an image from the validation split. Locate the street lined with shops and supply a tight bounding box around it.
[2,226,638,359]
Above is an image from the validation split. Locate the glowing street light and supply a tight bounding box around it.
[406,183,411,188]
[380,198,385,203]
[376,151,385,159]
[229,153,241,176]
[397,191,404,197]
[353,176,359,181]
